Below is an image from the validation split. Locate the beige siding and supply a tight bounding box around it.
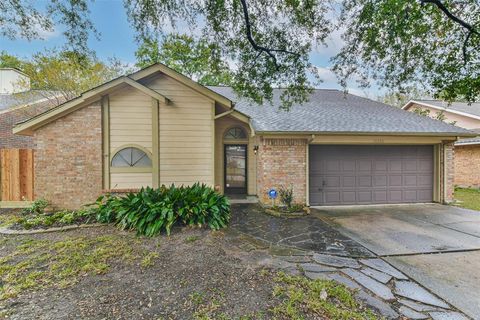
[405,103,480,130]
[110,173,153,189]
[109,85,153,153]
[214,115,257,195]
[141,74,215,186]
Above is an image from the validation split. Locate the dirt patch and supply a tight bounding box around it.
[0,226,279,319]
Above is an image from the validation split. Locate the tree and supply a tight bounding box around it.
[135,34,233,86]
[0,50,128,109]
[2,0,479,107]
[1,0,97,54]
[333,0,480,104]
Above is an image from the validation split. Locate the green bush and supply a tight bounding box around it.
[22,198,50,215]
[95,183,230,236]
[279,186,294,208]
[16,208,97,230]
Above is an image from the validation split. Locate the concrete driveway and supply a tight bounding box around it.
[313,204,480,319]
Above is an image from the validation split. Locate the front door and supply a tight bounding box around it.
[224,145,247,194]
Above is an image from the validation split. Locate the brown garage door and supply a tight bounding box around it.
[309,145,433,205]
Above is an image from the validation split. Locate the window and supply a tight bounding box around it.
[111,147,152,167]
[224,127,247,140]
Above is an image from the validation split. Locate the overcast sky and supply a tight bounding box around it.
[0,0,383,98]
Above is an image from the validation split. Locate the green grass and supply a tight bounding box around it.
[454,187,480,211]
[0,235,159,300]
[271,273,378,320]
[185,272,379,320]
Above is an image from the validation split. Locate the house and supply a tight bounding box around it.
[0,68,64,149]
[13,64,474,209]
[402,100,480,188]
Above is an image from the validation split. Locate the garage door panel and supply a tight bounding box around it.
[343,176,356,187]
[342,191,356,203]
[309,145,433,205]
[343,160,355,171]
[373,191,387,202]
[373,176,387,187]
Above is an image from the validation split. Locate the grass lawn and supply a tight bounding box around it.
[0,210,380,319]
[454,187,480,211]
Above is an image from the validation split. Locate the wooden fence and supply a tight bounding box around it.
[0,149,34,201]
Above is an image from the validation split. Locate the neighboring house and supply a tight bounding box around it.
[402,100,480,188]
[0,68,64,149]
[13,64,474,209]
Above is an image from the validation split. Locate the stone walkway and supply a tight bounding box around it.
[230,204,470,320]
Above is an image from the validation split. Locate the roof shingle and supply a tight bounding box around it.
[208,87,472,135]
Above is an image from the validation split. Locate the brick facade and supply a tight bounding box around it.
[257,138,307,205]
[443,143,455,203]
[0,108,39,149]
[34,103,103,209]
[454,144,480,188]
[0,100,60,149]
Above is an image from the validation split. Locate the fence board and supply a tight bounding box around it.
[0,149,34,201]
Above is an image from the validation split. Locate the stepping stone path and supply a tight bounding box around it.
[360,266,393,284]
[271,253,467,319]
[342,268,395,301]
[429,311,470,320]
[313,253,361,269]
[229,204,470,319]
[359,258,408,280]
[394,280,450,309]
[399,306,429,319]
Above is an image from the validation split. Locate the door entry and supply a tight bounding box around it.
[224,145,247,194]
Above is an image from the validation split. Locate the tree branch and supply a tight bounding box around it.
[238,0,299,69]
[420,0,479,63]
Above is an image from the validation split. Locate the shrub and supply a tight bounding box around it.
[16,208,97,230]
[95,183,230,236]
[22,199,50,215]
[279,186,294,208]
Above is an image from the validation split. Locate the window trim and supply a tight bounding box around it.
[110,144,153,173]
[223,126,248,142]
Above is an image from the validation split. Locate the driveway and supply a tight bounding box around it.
[313,204,480,319]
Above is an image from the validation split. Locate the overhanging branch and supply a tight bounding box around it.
[420,0,479,63]
[239,0,299,69]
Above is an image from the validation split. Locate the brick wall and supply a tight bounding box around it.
[454,144,480,188]
[443,142,455,203]
[257,138,307,205]
[34,103,103,209]
[0,100,61,149]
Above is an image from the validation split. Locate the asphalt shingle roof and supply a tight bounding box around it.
[0,90,54,111]
[208,87,472,135]
[414,100,480,118]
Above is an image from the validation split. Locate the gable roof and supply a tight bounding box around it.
[402,100,480,121]
[208,86,474,136]
[13,63,235,136]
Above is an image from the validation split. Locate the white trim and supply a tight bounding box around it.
[403,100,480,121]
[455,141,480,146]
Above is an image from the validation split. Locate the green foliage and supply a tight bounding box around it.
[0,50,129,107]
[16,208,96,230]
[279,185,294,208]
[126,0,330,109]
[1,0,96,53]
[334,0,480,103]
[22,198,49,215]
[95,183,231,236]
[272,272,379,319]
[135,34,233,86]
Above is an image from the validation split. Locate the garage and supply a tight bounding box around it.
[309,145,434,205]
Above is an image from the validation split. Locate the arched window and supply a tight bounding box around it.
[224,127,247,140]
[111,147,152,167]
